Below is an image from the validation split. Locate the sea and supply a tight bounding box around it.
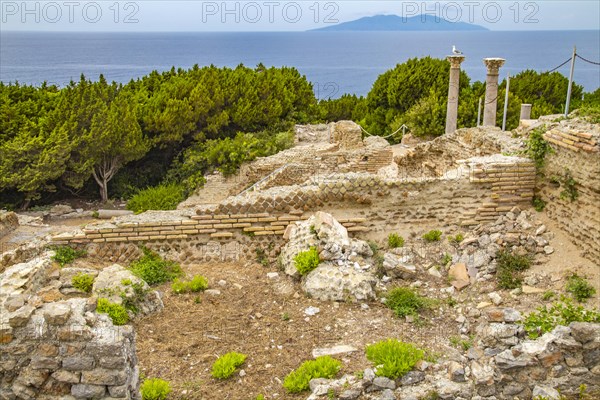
[1,30,599,98]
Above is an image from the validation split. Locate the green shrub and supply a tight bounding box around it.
[524,298,600,339]
[387,233,405,248]
[542,290,556,301]
[120,281,149,314]
[525,126,552,170]
[385,287,428,318]
[255,247,269,267]
[448,233,464,245]
[283,356,341,393]
[440,253,452,266]
[294,247,320,275]
[559,169,578,202]
[172,275,209,294]
[140,378,171,400]
[365,339,424,379]
[130,247,182,285]
[51,246,86,267]
[532,195,546,212]
[72,273,94,293]
[566,274,596,302]
[422,230,442,242]
[496,248,532,289]
[126,183,186,214]
[96,298,129,325]
[211,352,247,379]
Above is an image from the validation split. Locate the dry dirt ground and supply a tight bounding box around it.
[134,261,461,400]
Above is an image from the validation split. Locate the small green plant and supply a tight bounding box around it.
[387,233,405,248]
[140,378,171,400]
[365,339,424,379]
[420,391,440,400]
[559,169,578,202]
[255,247,269,267]
[281,312,290,321]
[72,273,94,293]
[496,248,532,289]
[368,241,385,277]
[566,274,596,302]
[130,247,183,285]
[446,297,457,307]
[50,246,86,267]
[283,356,341,393]
[309,225,317,236]
[194,296,202,304]
[422,230,442,242]
[525,125,552,170]
[126,183,186,214]
[532,195,546,212]
[354,370,364,380]
[241,230,255,238]
[385,287,428,318]
[91,210,100,219]
[256,395,265,400]
[211,352,247,379]
[542,290,556,301]
[96,298,129,325]
[294,247,320,275]
[449,335,473,351]
[120,282,149,313]
[440,253,452,266]
[327,388,335,399]
[171,275,209,294]
[121,278,132,285]
[524,298,600,339]
[448,233,464,245]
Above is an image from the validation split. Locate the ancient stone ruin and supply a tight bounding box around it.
[1,117,598,399]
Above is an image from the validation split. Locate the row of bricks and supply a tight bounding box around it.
[544,134,598,153]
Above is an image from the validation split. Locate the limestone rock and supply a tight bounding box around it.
[383,252,416,279]
[312,344,357,358]
[532,385,561,399]
[93,264,163,316]
[302,263,376,301]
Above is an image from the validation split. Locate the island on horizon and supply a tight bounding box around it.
[311,14,489,32]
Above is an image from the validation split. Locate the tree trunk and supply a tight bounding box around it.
[92,157,120,204]
[99,181,108,203]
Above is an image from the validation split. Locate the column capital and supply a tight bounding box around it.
[483,58,506,74]
[446,55,466,69]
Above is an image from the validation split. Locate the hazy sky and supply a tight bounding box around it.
[1,0,599,31]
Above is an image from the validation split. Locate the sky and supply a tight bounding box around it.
[1,0,599,31]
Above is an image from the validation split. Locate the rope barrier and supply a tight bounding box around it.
[547,57,573,73]
[575,54,600,66]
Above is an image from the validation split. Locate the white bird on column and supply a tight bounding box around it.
[452,45,463,55]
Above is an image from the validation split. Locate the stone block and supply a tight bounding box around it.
[81,368,128,385]
[71,383,106,399]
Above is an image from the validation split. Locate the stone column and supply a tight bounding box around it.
[445,55,466,134]
[483,58,506,126]
[520,104,532,120]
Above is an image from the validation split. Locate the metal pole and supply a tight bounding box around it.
[502,74,510,131]
[476,97,482,126]
[565,46,576,117]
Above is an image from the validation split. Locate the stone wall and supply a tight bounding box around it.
[539,119,600,261]
[0,211,19,239]
[0,254,140,400]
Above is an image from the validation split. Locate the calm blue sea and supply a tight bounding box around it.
[1,31,599,98]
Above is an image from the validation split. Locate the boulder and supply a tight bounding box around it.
[302,263,376,301]
[383,252,416,279]
[93,264,163,316]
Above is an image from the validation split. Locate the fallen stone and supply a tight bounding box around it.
[532,385,561,399]
[544,246,555,255]
[371,376,395,390]
[428,266,442,279]
[378,389,396,400]
[400,370,425,385]
[205,289,221,296]
[304,306,320,316]
[488,292,502,306]
[266,272,279,280]
[312,344,357,358]
[383,252,416,279]
[447,361,466,382]
[522,285,544,294]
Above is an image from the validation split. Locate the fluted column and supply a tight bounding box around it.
[445,55,466,134]
[483,58,506,126]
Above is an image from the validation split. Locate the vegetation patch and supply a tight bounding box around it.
[140,378,172,400]
[126,183,186,214]
[283,356,341,393]
[525,125,552,170]
[422,230,442,242]
[387,233,405,248]
[559,169,579,202]
[50,246,86,267]
[71,273,94,293]
[294,247,320,275]
[532,195,546,212]
[448,233,464,245]
[171,275,209,294]
[524,298,600,339]
[211,352,247,379]
[365,339,424,379]
[566,274,596,302]
[130,247,183,285]
[96,298,129,325]
[495,248,532,289]
[120,281,150,314]
[385,287,429,318]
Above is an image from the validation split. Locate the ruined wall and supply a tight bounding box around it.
[0,255,139,400]
[0,211,19,239]
[540,121,600,261]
